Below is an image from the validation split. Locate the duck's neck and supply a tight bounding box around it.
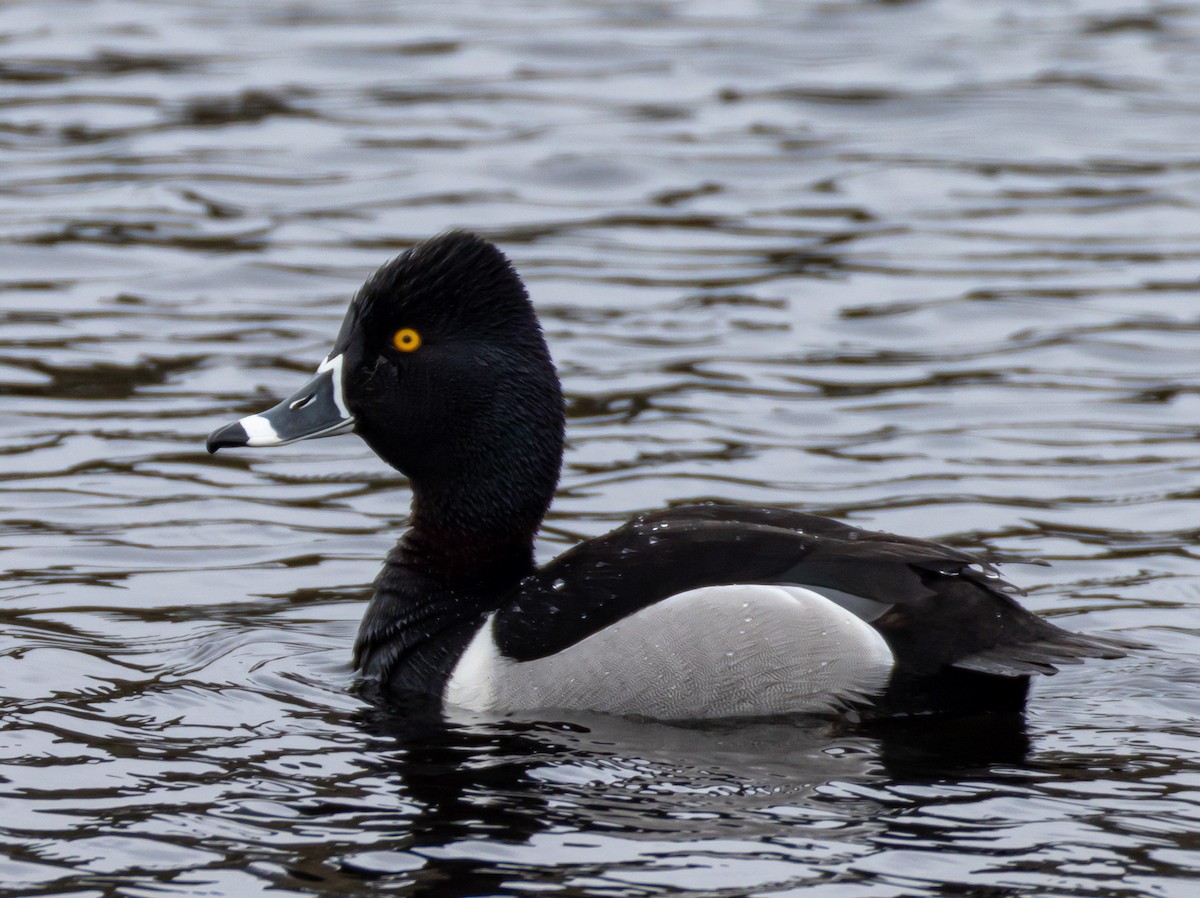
[401,477,543,590]
[353,467,552,685]
[351,335,566,684]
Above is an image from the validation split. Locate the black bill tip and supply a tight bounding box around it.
[207,421,250,454]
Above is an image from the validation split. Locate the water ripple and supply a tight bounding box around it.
[2,0,1199,895]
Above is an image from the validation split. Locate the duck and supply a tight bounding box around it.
[207,230,1130,720]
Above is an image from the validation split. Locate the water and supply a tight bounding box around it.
[3,0,1199,894]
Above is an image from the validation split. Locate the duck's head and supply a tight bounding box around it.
[208,232,566,553]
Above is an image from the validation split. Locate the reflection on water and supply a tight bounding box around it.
[2,0,1199,895]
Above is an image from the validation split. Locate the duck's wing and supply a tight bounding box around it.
[494,504,1131,680]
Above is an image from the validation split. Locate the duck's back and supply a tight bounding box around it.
[367,505,1130,718]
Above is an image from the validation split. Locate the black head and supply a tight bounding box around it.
[208,231,566,563]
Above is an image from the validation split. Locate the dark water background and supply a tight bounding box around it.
[3,0,1200,895]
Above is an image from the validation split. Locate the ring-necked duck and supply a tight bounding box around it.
[208,231,1130,720]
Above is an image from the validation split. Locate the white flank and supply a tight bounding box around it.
[444,584,895,720]
[444,613,501,711]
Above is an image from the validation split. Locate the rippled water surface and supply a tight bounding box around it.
[3,0,1200,895]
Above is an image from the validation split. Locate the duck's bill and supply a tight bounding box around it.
[206,354,355,454]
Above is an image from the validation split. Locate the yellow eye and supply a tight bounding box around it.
[392,328,421,352]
